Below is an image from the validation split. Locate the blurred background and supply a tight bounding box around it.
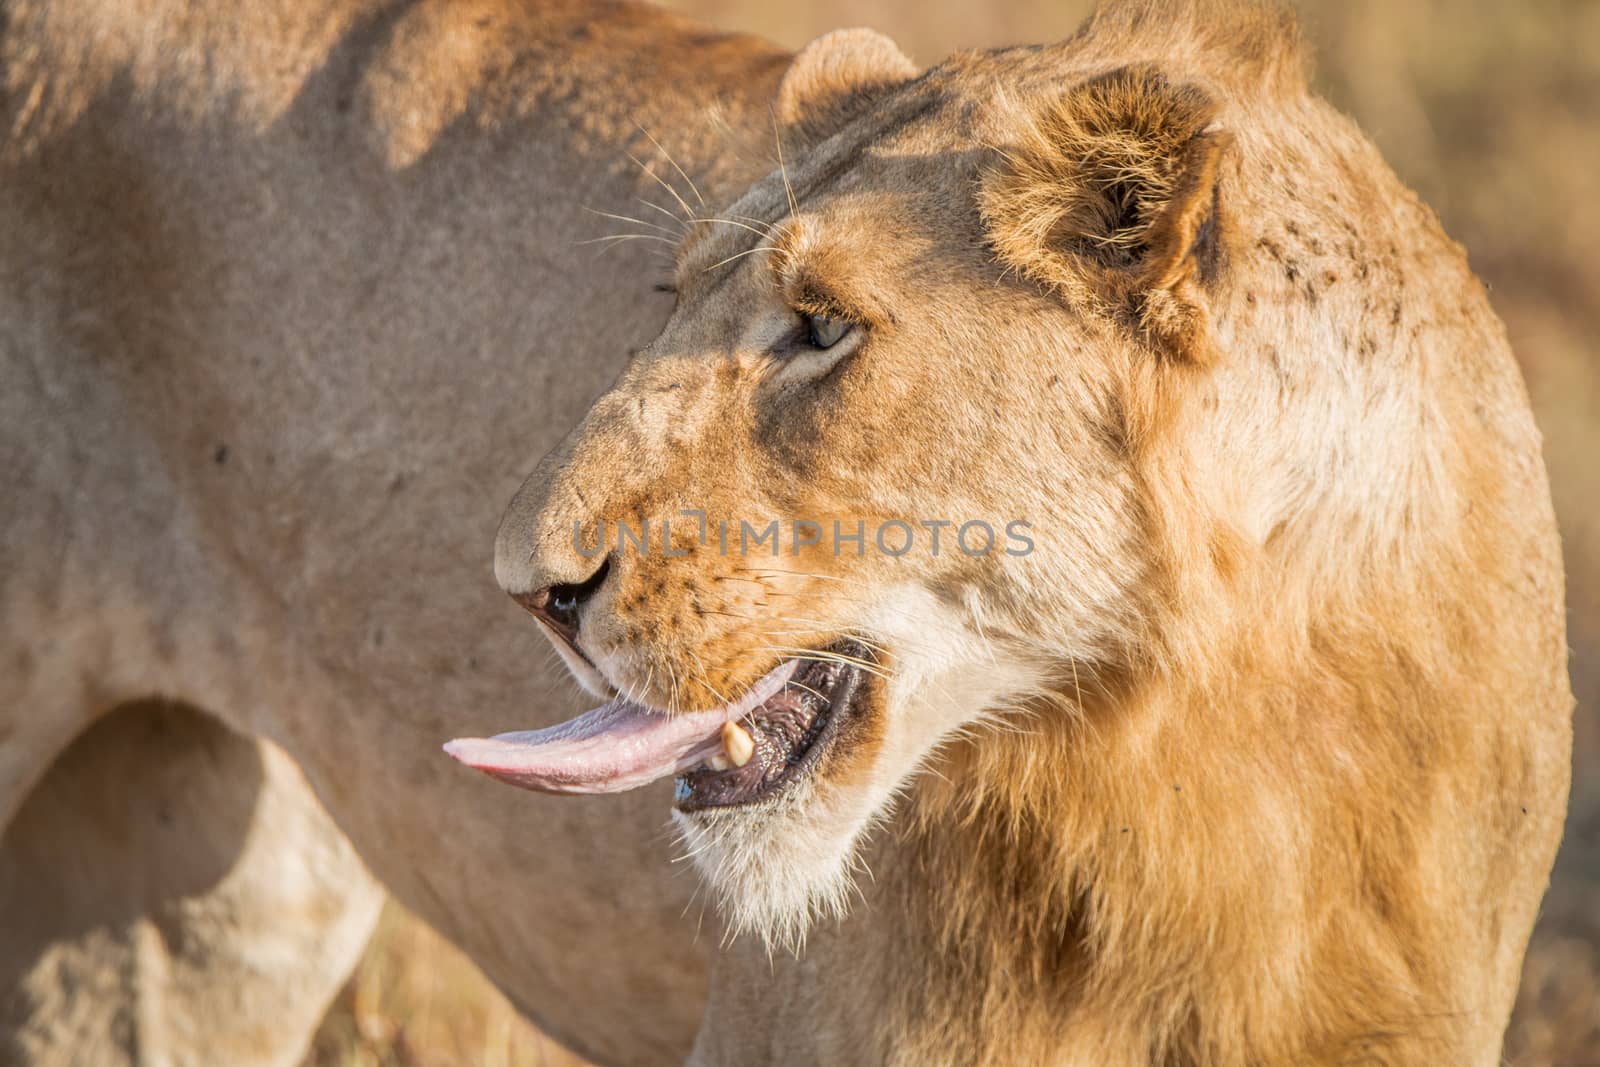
[304,2,1600,1063]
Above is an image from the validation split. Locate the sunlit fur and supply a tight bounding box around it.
[4,0,1575,1059]
[672,584,1050,952]
[493,2,1572,1063]
[2,1,804,1061]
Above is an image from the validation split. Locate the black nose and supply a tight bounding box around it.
[512,557,611,638]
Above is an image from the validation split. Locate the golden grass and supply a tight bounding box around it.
[304,903,591,1067]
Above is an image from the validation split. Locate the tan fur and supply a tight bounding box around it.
[1,1,790,1063]
[496,2,1573,1064]
[2,703,384,1067]
[2,0,1571,1064]
[980,65,1229,361]
[775,29,918,148]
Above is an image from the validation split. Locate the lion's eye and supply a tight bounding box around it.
[805,313,851,350]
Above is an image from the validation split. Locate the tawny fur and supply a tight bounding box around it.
[2,0,1571,1065]
[980,65,1228,360]
[1,1,791,1062]
[498,3,1572,1065]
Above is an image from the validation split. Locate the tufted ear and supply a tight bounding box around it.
[980,65,1232,363]
[775,29,918,148]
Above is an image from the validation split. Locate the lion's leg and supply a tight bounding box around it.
[0,700,384,1067]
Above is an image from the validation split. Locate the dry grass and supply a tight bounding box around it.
[312,3,1600,1064]
[303,904,589,1067]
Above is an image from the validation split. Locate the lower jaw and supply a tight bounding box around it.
[674,704,833,811]
[674,650,867,812]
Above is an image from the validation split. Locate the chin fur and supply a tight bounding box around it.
[671,776,880,953]
[671,587,1062,952]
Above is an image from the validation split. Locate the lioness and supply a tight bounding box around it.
[1,1,1571,1066]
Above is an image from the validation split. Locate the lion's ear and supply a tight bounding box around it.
[981,66,1231,363]
[776,29,917,147]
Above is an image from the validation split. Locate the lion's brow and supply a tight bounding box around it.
[680,87,949,277]
[675,203,787,277]
[672,89,952,289]
[785,89,950,205]
[786,274,854,321]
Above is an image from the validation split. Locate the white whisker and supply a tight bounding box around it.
[634,122,704,207]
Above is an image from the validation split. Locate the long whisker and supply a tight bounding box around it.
[701,244,786,274]
[770,108,800,220]
[753,629,920,665]
[668,659,685,716]
[688,648,730,707]
[640,663,657,709]
[637,197,690,228]
[759,588,874,609]
[757,645,892,680]
[577,233,679,247]
[753,621,937,663]
[626,150,696,219]
[788,680,827,703]
[634,122,705,207]
[695,216,776,240]
[669,834,721,864]
[585,207,680,236]
[733,213,779,230]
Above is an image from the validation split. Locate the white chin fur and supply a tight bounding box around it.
[673,584,1049,951]
[673,777,873,952]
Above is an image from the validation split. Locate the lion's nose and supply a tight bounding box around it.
[510,556,612,638]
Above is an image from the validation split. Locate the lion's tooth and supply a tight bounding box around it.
[708,753,731,771]
[721,721,755,768]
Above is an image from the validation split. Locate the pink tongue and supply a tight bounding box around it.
[443,700,728,794]
[444,660,796,795]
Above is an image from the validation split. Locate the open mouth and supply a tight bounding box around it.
[444,641,872,810]
[676,645,867,810]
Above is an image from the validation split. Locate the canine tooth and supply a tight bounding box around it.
[721,721,755,768]
[708,753,731,771]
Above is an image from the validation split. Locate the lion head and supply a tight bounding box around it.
[447,22,1236,941]
[450,10,1568,1009]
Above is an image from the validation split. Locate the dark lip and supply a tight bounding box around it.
[511,583,609,678]
[674,641,871,812]
[529,616,605,676]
